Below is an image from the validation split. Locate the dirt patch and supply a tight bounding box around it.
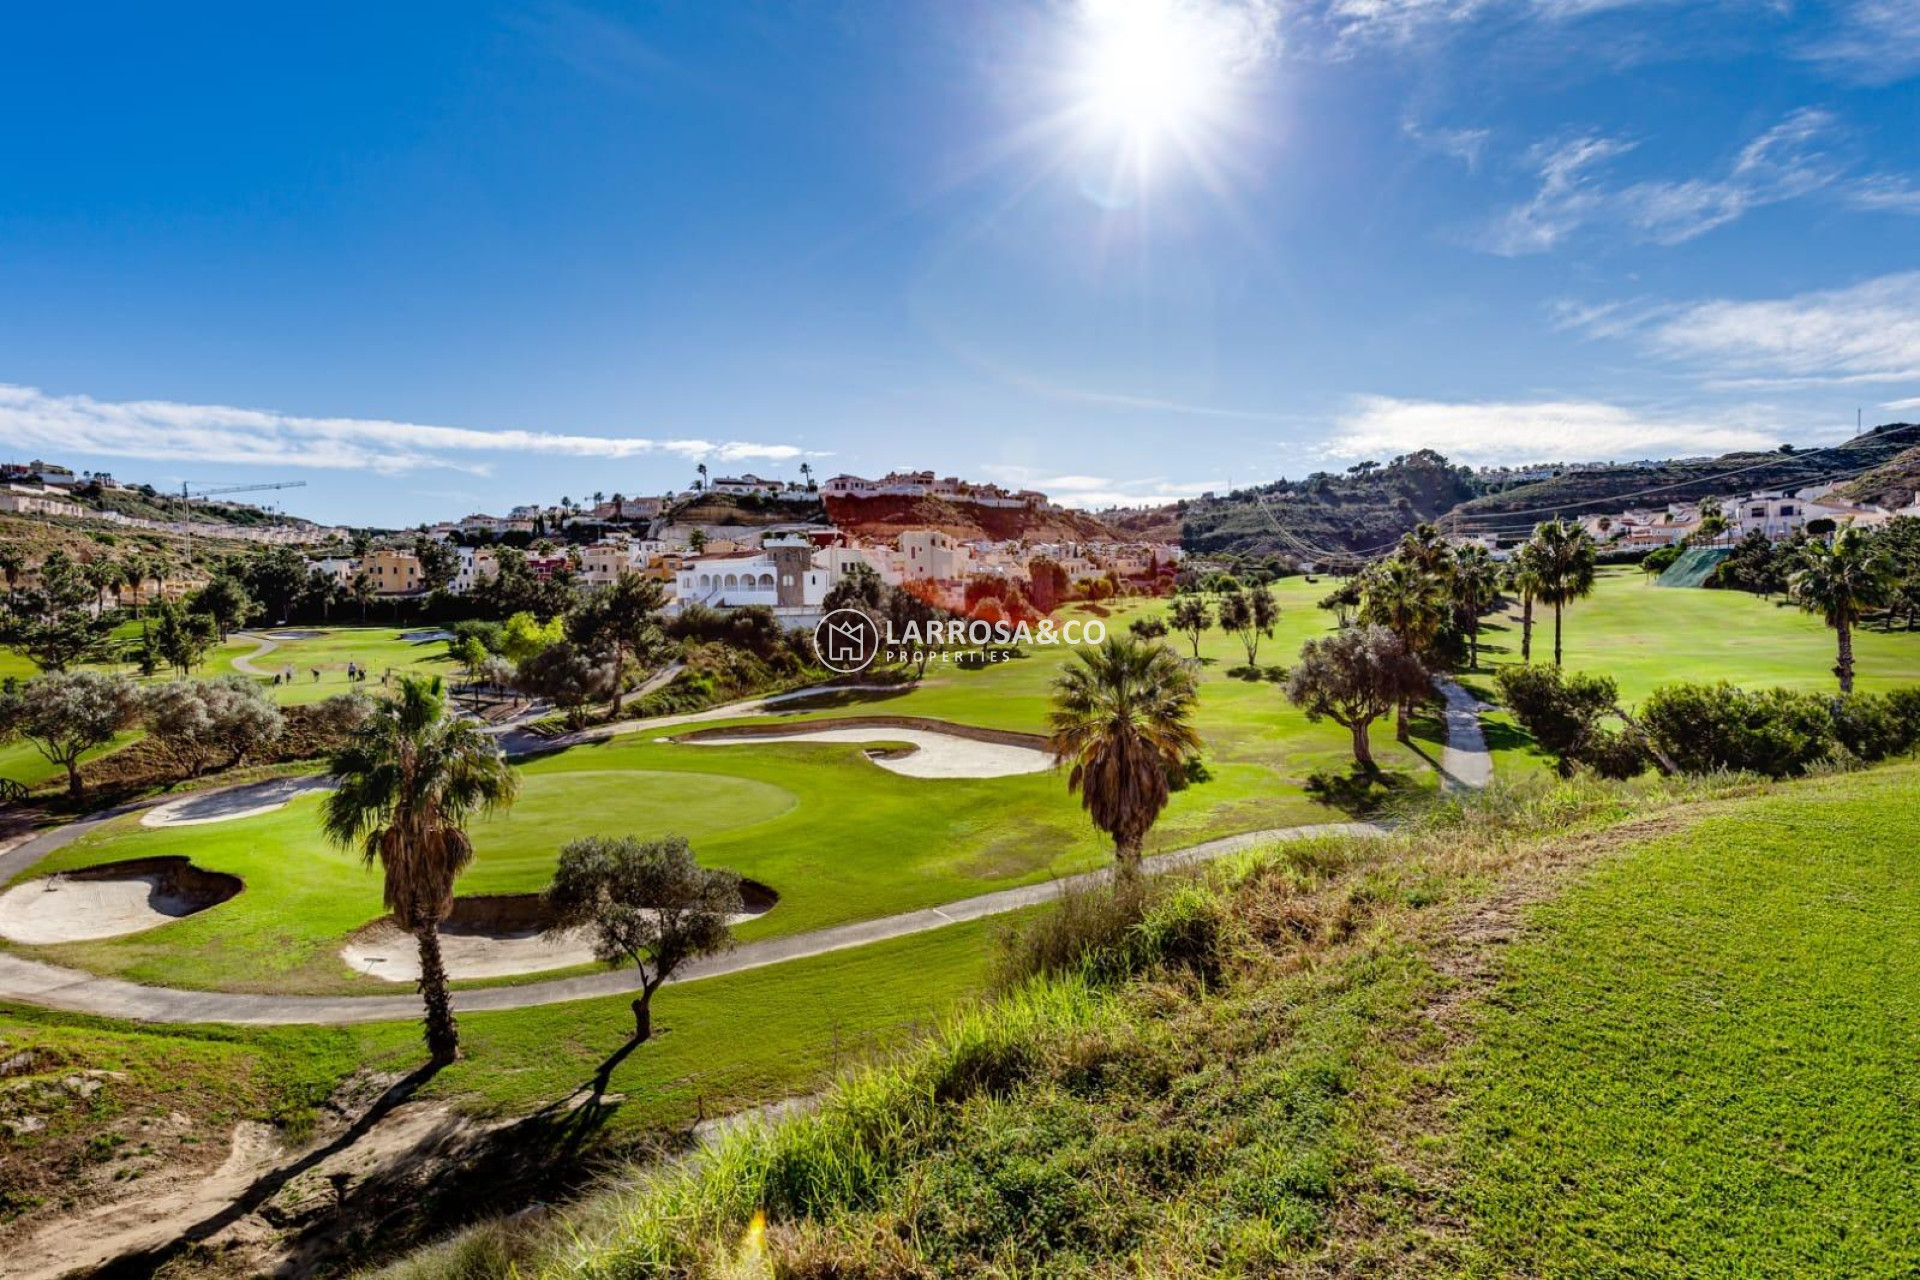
[0,857,242,944]
[341,884,778,983]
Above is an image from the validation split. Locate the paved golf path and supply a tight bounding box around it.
[0,682,1490,1027]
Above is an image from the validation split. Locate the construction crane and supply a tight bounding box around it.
[177,480,309,564]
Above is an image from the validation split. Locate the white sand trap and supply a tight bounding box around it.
[266,629,327,640]
[0,859,241,944]
[342,887,776,983]
[684,725,1052,779]
[142,776,335,828]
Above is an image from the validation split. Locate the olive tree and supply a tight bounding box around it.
[1284,626,1430,774]
[0,671,142,797]
[542,835,743,1041]
[142,676,285,777]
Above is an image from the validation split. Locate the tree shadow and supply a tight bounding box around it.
[1306,766,1418,816]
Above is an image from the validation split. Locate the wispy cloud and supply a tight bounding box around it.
[979,464,1223,509]
[1479,108,1848,255]
[0,383,815,476]
[1561,272,1920,388]
[1402,117,1492,169]
[1327,393,1780,465]
[1800,0,1920,84]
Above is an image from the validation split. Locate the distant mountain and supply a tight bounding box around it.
[1842,440,1920,510]
[1175,449,1480,561]
[1445,423,1920,531]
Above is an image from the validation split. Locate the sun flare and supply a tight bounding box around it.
[1067,0,1245,174]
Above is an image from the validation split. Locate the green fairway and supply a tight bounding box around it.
[206,625,458,704]
[9,711,1350,992]
[1483,566,1920,704]
[1446,766,1920,1276]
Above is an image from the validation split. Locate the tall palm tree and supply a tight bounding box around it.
[1792,527,1893,693]
[83,558,122,615]
[0,545,25,594]
[119,551,149,615]
[1504,546,1546,663]
[1396,523,1455,579]
[1451,544,1499,671]
[1529,519,1597,667]
[1047,635,1202,881]
[322,677,519,1064]
[1359,555,1447,739]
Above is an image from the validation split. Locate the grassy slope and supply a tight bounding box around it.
[1446,768,1920,1276]
[497,766,1920,1279]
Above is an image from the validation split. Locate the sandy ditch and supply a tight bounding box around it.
[141,775,336,827]
[341,884,778,983]
[0,857,242,944]
[677,720,1054,779]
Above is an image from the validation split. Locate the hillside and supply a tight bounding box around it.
[1177,448,1480,560]
[666,491,828,528]
[823,493,1121,542]
[1843,442,1920,509]
[1448,422,1920,527]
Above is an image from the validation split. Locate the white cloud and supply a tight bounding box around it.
[1480,109,1846,255]
[1801,0,1920,83]
[1882,396,1920,412]
[1848,174,1920,213]
[979,464,1222,509]
[1327,394,1779,465]
[1631,272,1920,387]
[0,383,815,476]
[1403,117,1491,169]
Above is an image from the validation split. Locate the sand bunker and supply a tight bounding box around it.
[142,776,336,828]
[341,883,777,983]
[265,629,327,641]
[0,858,242,944]
[682,724,1053,779]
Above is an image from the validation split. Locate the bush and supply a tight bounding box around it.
[1640,682,1836,778]
[1494,664,1644,778]
[992,877,1226,991]
[1830,691,1920,763]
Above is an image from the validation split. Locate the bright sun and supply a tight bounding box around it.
[1069,0,1237,169]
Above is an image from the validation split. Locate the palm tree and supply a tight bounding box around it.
[1451,544,1499,671]
[1359,556,1447,739]
[800,461,814,490]
[0,545,26,595]
[1506,548,1545,663]
[1529,519,1597,667]
[1694,500,1730,548]
[695,462,709,492]
[83,558,122,615]
[1792,528,1893,693]
[1047,635,1202,881]
[120,551,149,615]
[322,677,519,1064]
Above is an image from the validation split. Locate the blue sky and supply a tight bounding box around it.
[1,1,1916,524]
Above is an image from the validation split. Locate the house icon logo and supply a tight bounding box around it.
[813,609,882,674]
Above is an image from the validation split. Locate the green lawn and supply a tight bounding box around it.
[205,624,458,704]
[10,714,1348,992]
[1447,766,1920,1276]
[1483,566,1920,704]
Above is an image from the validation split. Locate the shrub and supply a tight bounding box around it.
[1639,682,1836,778]
[1830,691,1920,763]
[1494,664,1644,778]
[992,876,1226,991]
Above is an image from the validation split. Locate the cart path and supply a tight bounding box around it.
[1434,677,1494,792]
[0,822,1383,1025]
